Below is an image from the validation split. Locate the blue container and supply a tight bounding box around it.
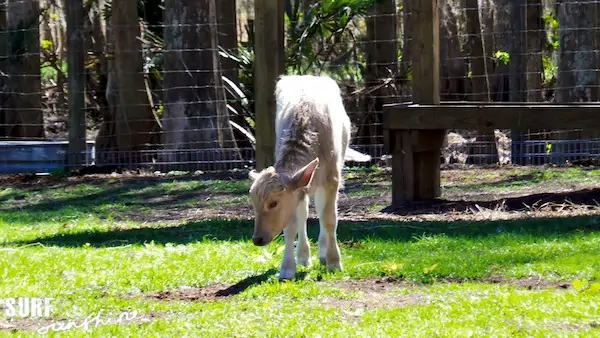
[0,141,96,174]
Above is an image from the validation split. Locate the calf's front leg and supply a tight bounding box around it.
[279,206,300,281]
[296,195,311,267]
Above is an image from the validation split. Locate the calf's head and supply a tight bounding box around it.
[248,158,319,246]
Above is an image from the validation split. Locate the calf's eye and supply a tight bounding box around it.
[268,201,278,209]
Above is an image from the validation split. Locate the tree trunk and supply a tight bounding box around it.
[466,0,490,101]
[491,0,510,102]
[479,0,496,86]
[217,0,238,84]
[359,0,397,147]
[161,0,240,171]
[508,0,527,165]
[439,0,468,101]
[526,0,543,102]
[557,0,597,102]
[1,0,45,139]
[84,0,109,125]
[523,0,546,165]
[0,2,8,137]
[95,0,160,167]
[556,0,599,162]
[465,0,503,165]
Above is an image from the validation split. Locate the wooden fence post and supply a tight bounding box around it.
[66,0,86,170]
[390,0,445,204]
[254,0,284,170]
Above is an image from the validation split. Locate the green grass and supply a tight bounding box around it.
[1,168,600,336]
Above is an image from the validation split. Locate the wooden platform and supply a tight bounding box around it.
[382,102,600,206]
[384,102,600,131]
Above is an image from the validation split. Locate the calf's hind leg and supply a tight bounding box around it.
[314,185,342,271]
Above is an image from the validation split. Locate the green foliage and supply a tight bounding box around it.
[493,50,510,65]
[40,39,53,51]
[541,9,559,89]
[284,0,380,81]
[543,10,559,51]
[40,60,67,83]
[542,55,557,85]
[573,279,600,295]
[219,42,257,143]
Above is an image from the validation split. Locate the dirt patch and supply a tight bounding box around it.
[330,276,571,294]
[323,277,429,312]
[320,292,429,316]
[550,321,600,332]
[144,284,244,302]
[480,275,571,290]
[142,269,277,302]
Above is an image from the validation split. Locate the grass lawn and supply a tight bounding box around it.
[1,166,600,337]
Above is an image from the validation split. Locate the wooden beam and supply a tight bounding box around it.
[411,0,439,104]
[390,0,444,203]
[383,103,600,130]
[254,0,284,170]
[66,0,86,170]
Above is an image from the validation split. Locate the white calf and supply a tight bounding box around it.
[248,74,370,280]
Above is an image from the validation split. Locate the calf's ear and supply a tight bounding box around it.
[249,170,259,181]
[287,158,319,190]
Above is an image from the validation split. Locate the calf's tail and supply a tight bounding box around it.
[344,148,371,162]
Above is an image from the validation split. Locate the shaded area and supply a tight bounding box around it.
[4,167,600,225]
[443,167,600,193]
[443,172,540,191]
[6,213,600,248]
[382,187,600,215]
[0,173,252,223]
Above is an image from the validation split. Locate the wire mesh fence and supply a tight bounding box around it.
[0,0,599,174]
[438,0,600,167]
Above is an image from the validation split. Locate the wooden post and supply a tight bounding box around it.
[390,0,444,205]
[254,0,284,170]
[66,0,86,170]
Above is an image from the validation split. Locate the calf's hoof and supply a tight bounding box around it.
[278,268,296,281]
[326,261,343,272]
[297,256,312,268]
